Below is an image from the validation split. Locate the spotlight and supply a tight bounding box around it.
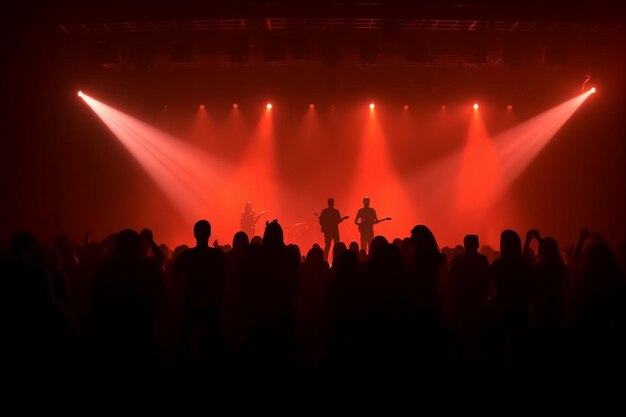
[590,87,596,94]
[199,104,205,110]
[266,103,273,110]
[441,105,447,110]
[507,104,513,110]
[232,103,239,109]
[309,103,315,109]
[369,103,375,109]
[77,90,83,97]
[403,104,409,110]
[473,103,479,110]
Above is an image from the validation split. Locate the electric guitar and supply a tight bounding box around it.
[315,213,349,234]
[242,210,266,233]
[357,217,392,233]
[254,210,267,224]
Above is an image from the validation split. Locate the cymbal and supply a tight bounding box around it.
[284,222,310,229]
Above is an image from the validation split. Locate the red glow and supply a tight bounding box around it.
[78,92,235,245]
[77,90,83,97]
[493,89,595,191]
[453,108,505,244]
[441,105,447,110]
[309,103,315,109]
[403,90,593,247]
[473,103,479,110]
[232,103,238,109]
[266,103,272,110]
[507,104,513,110]
[590,87,596,94]
[189,102,214,145]
[77,89,595,249]
[229,103,283,239]
[347,104,413,243]
[403,104,409,110]
[369,103,375,110]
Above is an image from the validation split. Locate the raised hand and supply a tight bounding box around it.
[579,228,590,241]
[140,228,154,242]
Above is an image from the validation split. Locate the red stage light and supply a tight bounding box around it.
[590,87,596,94]
[233,103,238,109]
[441,105,447,110]
[266,103,272,110]
[507,104,513,110]
[369,103,375,109]
[77,91,83,97]
[473,103,479,110]
[199,104,205,110]
[309,104,315,109]
[403,104,409,110]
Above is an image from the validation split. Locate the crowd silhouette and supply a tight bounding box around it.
[1,220,625,393]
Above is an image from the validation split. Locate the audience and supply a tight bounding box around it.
[1,221,625,390]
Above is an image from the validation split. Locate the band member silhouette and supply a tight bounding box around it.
[355,197,378,253]
[316,198,349,261]
[355,197,391,253]
[240,201,265,238]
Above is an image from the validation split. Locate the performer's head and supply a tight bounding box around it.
[244,201,252,212]
[194,220,211,247]
[363,197,370,208]
[328,198,335,208]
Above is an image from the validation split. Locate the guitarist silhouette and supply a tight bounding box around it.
[316,198,348,261]
[240,201,266,238]
[355,197,391,253]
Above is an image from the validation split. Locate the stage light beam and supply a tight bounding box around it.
[473,103,479,110]
[77,91,234,243]
[369,103,375,110]
[403,89,594,247]
[266,103,273,110]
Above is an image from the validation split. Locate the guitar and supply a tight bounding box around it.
[315,213,349,234]
[242,210,266,233]
[254,210,267,224]
[357,217,392,233]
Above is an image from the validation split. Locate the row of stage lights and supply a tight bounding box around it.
[78,88,596,112]
[193,91,593,112]
[195,102,502,111]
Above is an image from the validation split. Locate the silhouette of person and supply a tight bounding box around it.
[173,220,227,376]
[1,233,74,386]
[238,220,299,385]
[240,201,264,239]
[532,236,567,368]
[318,198,348,261]
[91,229,165,386]
[489,230,534,375]
[447,234,490,333]
[409,225,445,319]
[574,238,626,379]
[355,197,379,253]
